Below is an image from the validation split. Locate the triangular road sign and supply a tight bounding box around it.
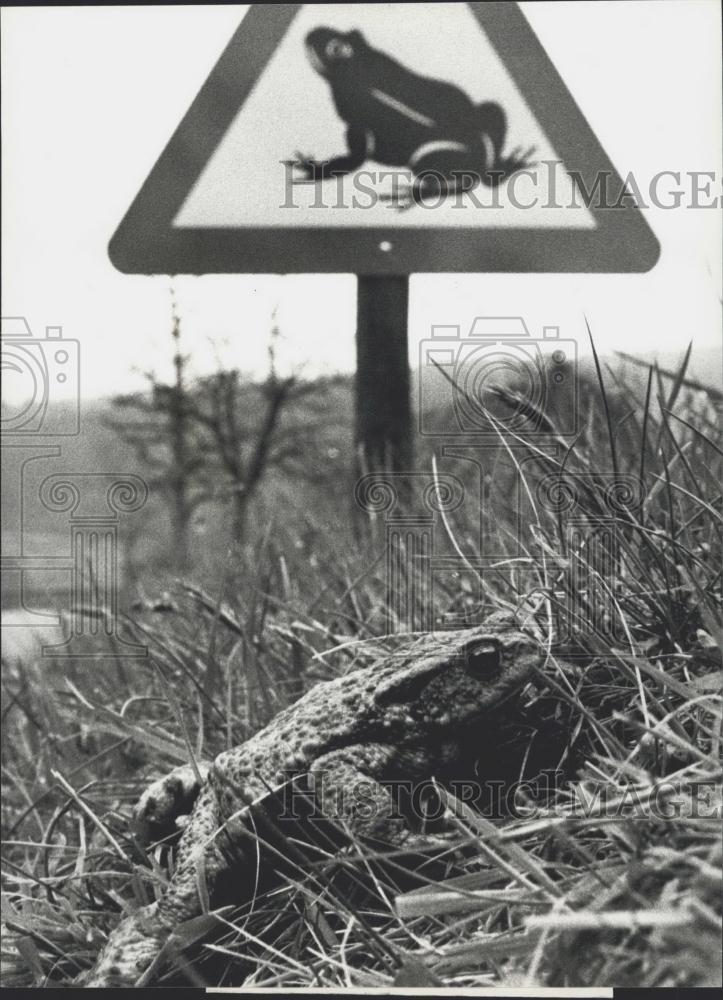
[110,2,659,275]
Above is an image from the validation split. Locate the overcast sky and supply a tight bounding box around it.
[2,2,721,403]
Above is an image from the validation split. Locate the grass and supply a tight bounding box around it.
[2,347,721,988]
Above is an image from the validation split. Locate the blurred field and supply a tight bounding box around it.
[1,349,721,988]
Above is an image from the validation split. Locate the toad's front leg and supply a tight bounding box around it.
[84,783,231,987]
[293,126,368,182]
[135,761,211,844]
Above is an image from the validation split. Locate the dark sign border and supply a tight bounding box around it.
[109,2,660,275]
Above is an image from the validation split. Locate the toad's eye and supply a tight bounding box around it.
[325,38,353,59]
[465,642,501,679]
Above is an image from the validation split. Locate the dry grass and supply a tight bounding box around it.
[2,348,721,988]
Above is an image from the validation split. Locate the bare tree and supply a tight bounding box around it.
[107,307,326,554]
[106,292,203,569]
[183,326,323,540]
[167,294,194,566]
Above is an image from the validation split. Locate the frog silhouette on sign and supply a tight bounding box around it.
[294,27,534,208]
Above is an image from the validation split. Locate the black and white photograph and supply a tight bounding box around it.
[2,1,721,993]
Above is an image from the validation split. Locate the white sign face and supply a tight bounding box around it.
[109,2,659,274]
[175,3,594,230]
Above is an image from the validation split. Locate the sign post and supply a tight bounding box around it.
[356,276,411,476]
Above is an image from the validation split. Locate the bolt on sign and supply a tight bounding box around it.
[109,2,659,275]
